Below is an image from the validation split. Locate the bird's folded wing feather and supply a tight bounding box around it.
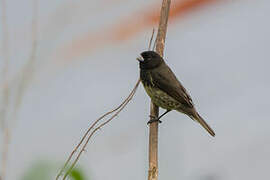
[151,64,194,108]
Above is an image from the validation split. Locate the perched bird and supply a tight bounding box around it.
[137,51,215,137]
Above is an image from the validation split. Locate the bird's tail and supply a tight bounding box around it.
[191,112,215,137]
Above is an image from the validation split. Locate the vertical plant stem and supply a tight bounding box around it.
[1,128,9,180]
[0,0,9,129]
[12,0,38,124]
[155,0,171,56]
[0,0,10,179]
[148,1,171,180]
[148,104,159,180]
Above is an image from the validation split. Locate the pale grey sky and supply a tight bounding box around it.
[1,0,270,179]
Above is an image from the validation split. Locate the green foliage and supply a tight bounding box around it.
[70,168,86,180]
[21,160,88,180]
[21,161,53,180]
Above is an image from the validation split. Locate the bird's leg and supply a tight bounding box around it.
[147,110,171,124]
[158,109,171,120]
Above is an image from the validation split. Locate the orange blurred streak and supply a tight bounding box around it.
[57,0,219,62]
[114,0,217,41]
[148,0,216,23]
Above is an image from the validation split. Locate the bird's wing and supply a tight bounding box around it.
[151,64,194,108]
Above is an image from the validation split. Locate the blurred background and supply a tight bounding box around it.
[1,0,270,179]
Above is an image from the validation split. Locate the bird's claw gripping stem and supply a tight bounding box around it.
[148,115,162,125]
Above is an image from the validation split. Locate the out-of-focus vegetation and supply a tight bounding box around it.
[21,161,88,180]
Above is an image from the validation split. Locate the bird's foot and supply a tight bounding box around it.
[147,115,162,125]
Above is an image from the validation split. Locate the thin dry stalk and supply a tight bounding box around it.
[0,0,9,81]
[0,0,9,129]
[55,88,133,179]
[148,28,155,51]
[12,0,38,126]
[148,1,171,180]
[0,0,10,179]
[62,79,140,180]
[1,128,9,180]
[56,79,140,180]
[0,1,38,179]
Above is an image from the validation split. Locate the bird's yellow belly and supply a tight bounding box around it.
[143,85,180,110]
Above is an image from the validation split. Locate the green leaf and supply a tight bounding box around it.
[21,160,89,180]
[70,168,86,180]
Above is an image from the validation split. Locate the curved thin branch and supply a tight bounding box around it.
[56,79,140,180]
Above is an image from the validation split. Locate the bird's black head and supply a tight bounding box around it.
[137,51,164,70]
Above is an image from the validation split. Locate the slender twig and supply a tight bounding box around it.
[62,79,140,180]
[12,0,38,126]
[152,37,157,51]
[56,79,140,180]
[56,106,123,180]
[148,1,171,180]
[56,84,134,179]
[0,0,9,130]
[0,0,9,87]
[0,0,10,179]
[1,128,9,180]
[148,28,155,51]
[0,1,38,179]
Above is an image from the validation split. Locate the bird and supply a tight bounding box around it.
[137,51,215,137]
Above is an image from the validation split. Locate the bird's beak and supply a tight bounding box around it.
[136,55,144,62]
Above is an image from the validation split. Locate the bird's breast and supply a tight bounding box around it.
[140,69,180,110]
[143,84,180,110]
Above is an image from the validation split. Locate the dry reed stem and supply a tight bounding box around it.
[12,0,38,126]
[148,1,171,180]
[0,1,38,179]
[0,0,10,179]
[0,0,9,130]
